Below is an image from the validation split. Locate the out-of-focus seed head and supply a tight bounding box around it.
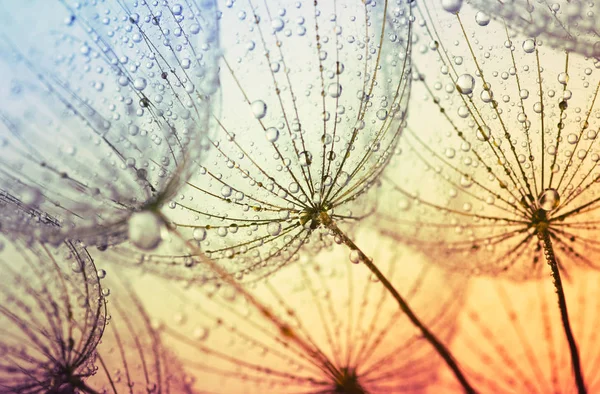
[0,227,106,391]
[0,0,220,249]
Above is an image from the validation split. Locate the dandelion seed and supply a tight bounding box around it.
[380,2,600,391]
[0,225,106,392]
[135,230,466,393]
[468,0,600,58]
[0,0,219,249]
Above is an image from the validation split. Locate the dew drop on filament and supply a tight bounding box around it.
[251,100,267,119]
[538,188,560,211]
[442,0,463,14]
[456,74,475,95]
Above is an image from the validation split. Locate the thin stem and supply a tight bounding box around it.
[320,212,476,394]
[538,228,586,394]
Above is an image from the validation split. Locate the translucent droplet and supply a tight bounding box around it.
[327,82,342,98]
[376,109,388,120]
[522,39,536,53]
[251,100,267,119]
[442,0,463,14]
[538,188,560,211]
[336,172,350,187]
[476,126,490,141]
[266,127,279,142]
[557,72,569,85]
[133,77,147,90]
[128,211,163,250]
[475,11,490,26]
[299,151,312,166]
[456,74,475,95]
[267,222,282,236]
[193,228,207,241]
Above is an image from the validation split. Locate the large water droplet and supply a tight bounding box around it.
[133,77,147,91]
[128,211,163,250]
[265,127,279,142]
[267,222,282,236]
[475,11,490,26]
[442,0,463,14]
[299,151,312,166]
[522,39,536,53]
[456,74,475,95]
[251,100,267,119]
[193,227,207,241]
[327,82,342,98]
[538,188,560,211]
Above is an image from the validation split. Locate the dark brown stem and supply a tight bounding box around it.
[539,228,586,394]
[321,213,476,394]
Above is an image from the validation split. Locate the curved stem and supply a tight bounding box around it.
[320,213,476,394]
[538,228,586,394]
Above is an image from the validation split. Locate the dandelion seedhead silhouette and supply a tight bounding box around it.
[0,228,106,392]
[431,269,600,393]
[0,0,219,249]
[152,0,412,280]
[379,0,600,391]
[137,231,465,393]
[85,275,195,393]
[467,0,600,58]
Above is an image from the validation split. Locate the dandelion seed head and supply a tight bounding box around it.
[0,0,219,248]
[126,0,413,282]
[0,224,106,391]
[130,230,465,393]
[380,0,600,280]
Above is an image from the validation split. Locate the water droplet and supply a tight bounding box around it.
[327,82,342,98]
[299,151,312,166]
[376,109,388,120]
[522,39,536,53]
[475,11,490,26]
[267,222,282,236]
[128,211,163,250]
[476,126,490,141]
[266,127,279,142]
[442,0,463,14]
[271,18,284,32]
[193,228,207,241]
[538,188,560,211]
[251,100,267,119]
[558,72,569,85]
[456,74,475,95]
[133,77,147,91]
